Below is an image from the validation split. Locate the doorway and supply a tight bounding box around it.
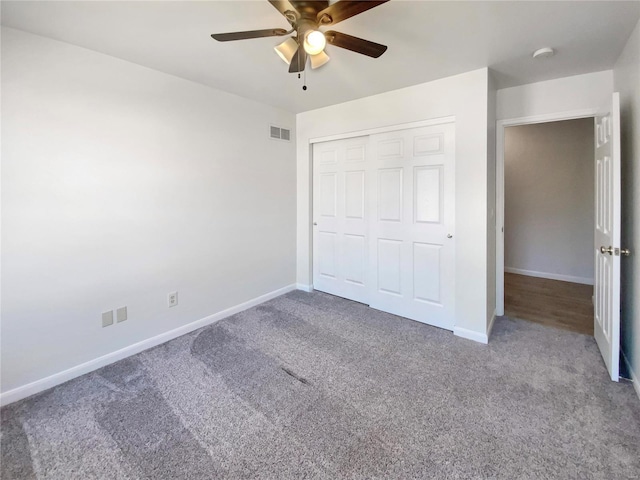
[500,117,595,335]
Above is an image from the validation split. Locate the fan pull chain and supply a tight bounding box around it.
[302,68,307,91]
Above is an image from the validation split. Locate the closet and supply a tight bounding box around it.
[312,122,456,330]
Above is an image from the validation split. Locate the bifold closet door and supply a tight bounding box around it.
[312,136,369,304]
[368,123,456,330]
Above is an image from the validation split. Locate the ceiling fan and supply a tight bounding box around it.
[211,1,389,73]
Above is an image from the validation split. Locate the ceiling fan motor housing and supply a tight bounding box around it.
[292,1,331,20]
[291,1,329,40]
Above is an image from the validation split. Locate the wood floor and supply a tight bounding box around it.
[504,273,594,335]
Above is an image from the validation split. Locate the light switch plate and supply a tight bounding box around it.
[102,310,114,327]
[116,306,127,323]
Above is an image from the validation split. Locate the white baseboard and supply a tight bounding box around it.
[0,284,297,407]
[454,326,488,345]
[622,350,640,402]
[296,283,313,292]
[504,267,594,286]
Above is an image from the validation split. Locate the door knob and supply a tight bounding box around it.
[447,234,453,239]
[600,246,613,255]
[313,222,317,226]
[621,248,631,256]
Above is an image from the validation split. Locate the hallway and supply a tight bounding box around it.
[504,272,594,335]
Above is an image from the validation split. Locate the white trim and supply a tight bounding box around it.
[454,326,488,345]
[622,350,640,401]
[487,309,497,341]
[496,108,598,316]
[296,283,313,292]
[504,267,594,285]
[309,116,455,144]
[497,109,598,130]
[0,284,297,406]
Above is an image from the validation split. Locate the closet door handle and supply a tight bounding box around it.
[600,246,613,255]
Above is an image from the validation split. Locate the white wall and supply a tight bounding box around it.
[504,119,595,284]
[297,68,491,341]
[497,71,613,120]
[1,28,296,395]
[614,17,640,392]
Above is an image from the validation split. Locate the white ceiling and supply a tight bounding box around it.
[2,1,640,113]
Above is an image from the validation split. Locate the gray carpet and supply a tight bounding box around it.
[2,290,640,479]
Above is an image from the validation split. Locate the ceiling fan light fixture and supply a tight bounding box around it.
[303,30,326,55]
[274,37,298,64]
[212,0,390,74]
[310,50,330,69]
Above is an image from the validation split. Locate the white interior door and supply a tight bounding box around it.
[313,136,369,304]
[368,123,456,330]
[594,92,621,381]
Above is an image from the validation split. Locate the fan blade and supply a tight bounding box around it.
[268,0,300,20]
[288,46,307,73]
[317,0,389,26]
[325,31,387,58]
[211,28,288,42]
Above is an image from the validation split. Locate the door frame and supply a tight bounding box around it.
[495,108,598,316]
[309,117,456,145]
[308,116,456,290]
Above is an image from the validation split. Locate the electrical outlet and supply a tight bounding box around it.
[116,306,127,323]
[102,310,114,327]
[168,291,178,308]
